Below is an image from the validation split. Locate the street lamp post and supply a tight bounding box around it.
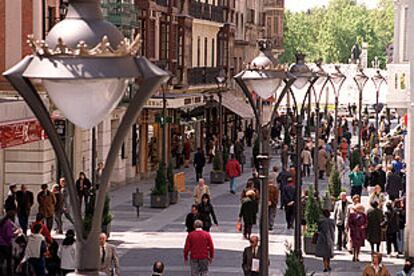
[215,68,227,150]
[289,53,318,256]
[329,66,346,165]
[3,0,168,273]
[234,40,293,276]
[354,68,369,149]
[312,63,331,195]
[371,70,386,131]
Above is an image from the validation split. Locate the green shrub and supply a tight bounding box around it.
[167,161,176,192]
[102,195,113,225]
[284,242,306,276]
[83,194,112,238]
[305,185,320,228]
[212,152,223,172]
[328,169,341,199]
[152,162,167,195]
[222,149,229,171]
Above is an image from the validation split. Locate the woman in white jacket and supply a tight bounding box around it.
[58,229,76,275]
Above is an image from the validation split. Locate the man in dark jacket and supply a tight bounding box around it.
[386,168,403,201]
[239,190,258,239]
[283,180,296,229]
[277,168,292,210]
[15,184,34,234]
[371,165,386,192]
[193,148,206,182]
[242,235,261,276]
[185,205,199,233]
[4,184,17,215]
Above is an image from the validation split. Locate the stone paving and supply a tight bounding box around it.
[103,144,405,275]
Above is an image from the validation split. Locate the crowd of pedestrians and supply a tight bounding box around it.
[0,170,120,275]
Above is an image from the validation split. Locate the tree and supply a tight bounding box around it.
[305,185,321,227]
[284,242,306,276]
[280,0,394,67]
[152,162,167,195]
[329,168,342,199]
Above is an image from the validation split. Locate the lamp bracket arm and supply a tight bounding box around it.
[268,78,296,128]
[299,77,318,117]
[2,56,84,239]
[92,57,168,234]
[234,75,260,124]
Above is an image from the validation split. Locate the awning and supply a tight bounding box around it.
[212,93,255,119]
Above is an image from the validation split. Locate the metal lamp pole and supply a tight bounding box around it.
[234,40,294,276]
[215,68,227,150]
[288,53,319,256]
[312,63,330,195]
[371,70,386,131]
[329,66,346,165]
[354,68,369,149]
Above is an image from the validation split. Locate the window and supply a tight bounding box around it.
[403,7,408,62]
[160,14,169,60]
[204,37,208,67]
[197,36,201,67]
[138,17,146,56]
[211,38,215,66]
[177,27,184,66]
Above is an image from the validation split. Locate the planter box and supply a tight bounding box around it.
[210,171,226,184]
[151,194,170,208]
[169,191,179,204]
[303,236,316,255]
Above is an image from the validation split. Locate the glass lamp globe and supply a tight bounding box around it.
[292,77,309,89]
[290,53,310,89]
[245,77,282,99]
[43,78,129,129]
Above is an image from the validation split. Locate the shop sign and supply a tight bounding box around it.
[386,64,410,108]
[0,118,47,149]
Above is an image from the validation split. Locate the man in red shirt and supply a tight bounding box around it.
[183,220,214,275]
[226,154,241,194]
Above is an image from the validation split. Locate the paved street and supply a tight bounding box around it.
[104,145,405,275]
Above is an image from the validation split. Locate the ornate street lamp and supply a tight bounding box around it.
[288,53,318,257]
[234,40,292,276]
[3,0,168,274]
[329,66,346,164]
[311,62,330,195]
[371,70,387,131]
[354,68,369,149]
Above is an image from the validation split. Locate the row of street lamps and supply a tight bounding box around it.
[234,41,387,275]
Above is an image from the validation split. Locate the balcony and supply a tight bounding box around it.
[263,0,284,8]
[189,1,225,23]
[188,67,221,86]
[155,0,169,6]
[101,1,139,29]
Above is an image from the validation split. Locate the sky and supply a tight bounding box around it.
[285,0,379,12]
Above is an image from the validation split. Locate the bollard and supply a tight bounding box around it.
[132,188,144,217]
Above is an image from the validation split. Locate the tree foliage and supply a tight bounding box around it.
[280,0,394,67]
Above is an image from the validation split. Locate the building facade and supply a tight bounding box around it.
[0,0,284,205]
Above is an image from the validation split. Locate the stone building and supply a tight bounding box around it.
[0,0,285,205]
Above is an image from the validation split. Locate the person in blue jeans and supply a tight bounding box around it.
[226,154,241,194]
